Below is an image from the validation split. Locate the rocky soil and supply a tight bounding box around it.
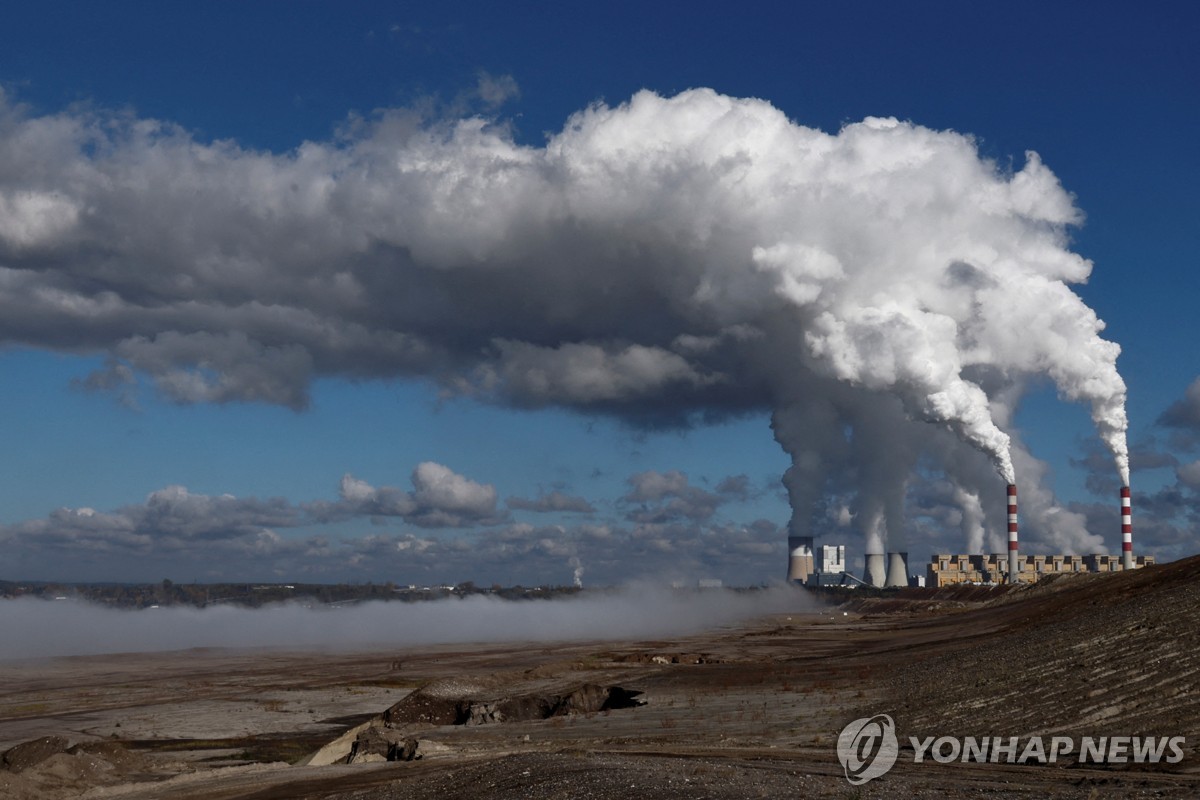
[4,558,1200,798]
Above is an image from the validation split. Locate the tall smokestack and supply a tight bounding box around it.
[1121,486,1133,570]
[1007,484,1019,584]
[885,552,908,588]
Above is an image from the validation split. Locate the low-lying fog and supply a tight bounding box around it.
[0,584,812,659]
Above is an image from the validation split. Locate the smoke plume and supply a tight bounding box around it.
[0,87,1128,548]
[953,487,987,554]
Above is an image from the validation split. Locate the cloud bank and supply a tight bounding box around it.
[309,463,507,528]
[0,86,1128,553]
[0,462,784,584]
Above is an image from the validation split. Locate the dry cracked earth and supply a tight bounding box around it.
[4,556,1200,799]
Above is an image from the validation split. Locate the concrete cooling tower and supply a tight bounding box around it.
[787,536,814,583]
[885,552,908,588]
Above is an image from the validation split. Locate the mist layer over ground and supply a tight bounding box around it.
[0,583,809,660]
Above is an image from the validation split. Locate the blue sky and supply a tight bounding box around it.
[0,1,1197,585]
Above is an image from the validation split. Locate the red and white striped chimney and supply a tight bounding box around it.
[1121,486,1133,570]
[1007,484,1019,583]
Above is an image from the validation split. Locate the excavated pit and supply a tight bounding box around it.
[382,682,644,727]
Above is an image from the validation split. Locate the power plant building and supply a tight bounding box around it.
[927,552,1156,587]
[787,537,847,585]
[786,486,1147,589]
[819,544,845,575]
[808,544,847,586]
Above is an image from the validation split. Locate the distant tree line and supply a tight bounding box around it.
[0,579,584,609]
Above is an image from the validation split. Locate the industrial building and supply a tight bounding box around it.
[785,485,1148,590]
[927,552,1156,587]
[789,535,918,587]
[786,537,849,586]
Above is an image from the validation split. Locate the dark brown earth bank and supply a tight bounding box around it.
[4,557,1200,799]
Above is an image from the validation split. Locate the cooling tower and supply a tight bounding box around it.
[885,552,908,588]
[1007,484,1019,583]
[1121,486,1133,570]
[787,536,814,583]
[864,553,886,588]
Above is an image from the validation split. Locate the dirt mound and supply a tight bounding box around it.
[2,736,69,773]
[885,556,1200,747]
[382,686,463,726]
[344,727,453,764]
[0,738,162,800]
[834,579,1092,616]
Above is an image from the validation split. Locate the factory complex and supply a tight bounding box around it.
[788,538,1156,589]
[926,552,1156,587]
[787,485,1152,588]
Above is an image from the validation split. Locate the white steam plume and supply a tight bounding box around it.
[953,487,987,554]
[0,88,1129,537]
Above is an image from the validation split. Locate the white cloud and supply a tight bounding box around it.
[0,88,1129,548]
[315,463,503,528]
[411,461,495,513]
[0,190,79,248]
[474,71,520,109]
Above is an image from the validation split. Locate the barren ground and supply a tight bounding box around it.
[4,557,1200,799]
